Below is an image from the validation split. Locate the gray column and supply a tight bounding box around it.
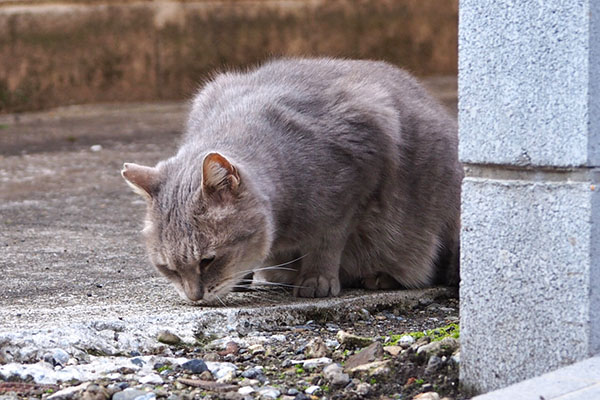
[459,0,600,393]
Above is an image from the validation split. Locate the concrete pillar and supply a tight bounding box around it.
[459,0,600,394]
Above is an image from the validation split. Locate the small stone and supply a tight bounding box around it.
[336,330,373,348]
[347,360,391,376]
[48,383,89,399]
[240,379,259,387]
[210,362,238,380]
[270,334,287,342]
[112,388,150,400]
[413,392,441,400]
[135,395,157,400]
[248,344,265,355]
[398,335,415,348]
[218,341,240,356]
[287,388,299,395]
[256,386,280,399]
[344,342,384,370]
[425,355,443,374]
[241,367,261,379]
[199,370,213,380]
[140,373,163,384]
[305,337,331,358]
[354,382,371,396]
[304,385,321,395]
[82,384,109,400]
[106,383,123,396]
[52,349,70,366]
[90,144,103,152]
[217,369,236,384]
[323,364,350,387]
[157,330,182,345]
[203,352,221,361]
[178,378,238,392]
[131,358,145,367]
[294,394,310,400]
[182,359,208,374]
[383,345,403,356]
[238,386,255,395]
[416,337,460,358]
[295,357,332,369]
[451,351,461,365]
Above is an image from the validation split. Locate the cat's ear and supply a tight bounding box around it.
[121,163,161,199]
[202,152,240,194]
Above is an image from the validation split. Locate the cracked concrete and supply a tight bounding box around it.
[0,77,457,361]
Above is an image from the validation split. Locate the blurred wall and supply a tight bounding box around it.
[0,0,458,113]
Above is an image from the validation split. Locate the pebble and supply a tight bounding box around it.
[346,360,391,376]
[181,359,208,374]
[304,385,321,395]
[336,330,373,348]
[216,369,236,383]
[270,334,287,342]
[354,382,371,396]
[344,342,383,370]
[238,386,255,395]
[413,392,440,400]
[398,335,415,348]
[139,373,163,384]
[47,382,89,399]
[157,331,182,345]
[219,341,240,356]
[417,337,460,358]
[425,355,443,374]
[131,358,145,367]
[113,388,152,400]
[294,357,332,369]
[208,362,238,380]
[256,386,280,399]
[241,367,261,379]
[305,337,330,358]
[90,144,103,152]
[52,349,70,366]
[383,345,403,356]
[248,344,265,355]
[323,363,350,387]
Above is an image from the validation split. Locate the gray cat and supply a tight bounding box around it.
[121,58,462,302]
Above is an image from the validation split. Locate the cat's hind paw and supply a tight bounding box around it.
[294,275,341,298]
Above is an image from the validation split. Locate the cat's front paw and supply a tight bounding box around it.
[294,275,340,298]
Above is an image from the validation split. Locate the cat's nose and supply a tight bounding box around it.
[183,281,204,301]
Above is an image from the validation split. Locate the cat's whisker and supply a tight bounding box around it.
[229,253,309,279]
[252,281,309,289]
[214,294,227,307]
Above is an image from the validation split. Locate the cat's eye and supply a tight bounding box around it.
[199,256,215,270]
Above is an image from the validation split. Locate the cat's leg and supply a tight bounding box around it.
[293,238,344,298]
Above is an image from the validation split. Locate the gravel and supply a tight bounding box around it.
[0,294,463,399]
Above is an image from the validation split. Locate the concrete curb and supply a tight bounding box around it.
[473,356,600,400]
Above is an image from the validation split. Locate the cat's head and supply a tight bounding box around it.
[121,152,272,303]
